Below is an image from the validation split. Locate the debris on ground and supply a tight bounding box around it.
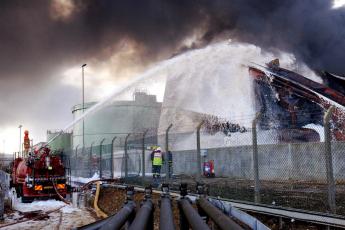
[0,199,96,230]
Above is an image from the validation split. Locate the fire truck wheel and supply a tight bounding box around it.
[21,196,33,203]
[15,186,22,198]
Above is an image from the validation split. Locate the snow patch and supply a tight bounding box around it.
[61,205,79,214]
[71,172,99,184]
[1,199,97,230]
[14,200,65,213]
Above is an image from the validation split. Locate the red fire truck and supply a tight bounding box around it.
[12,138,67,203]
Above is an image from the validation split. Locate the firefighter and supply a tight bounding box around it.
[151,146,164,178]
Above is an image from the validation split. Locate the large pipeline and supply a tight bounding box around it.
[178,198,210,230]
[100,202,136,230]
[76,219,106,230]
[197,197,244,230]
[160,196,175,230]
[128,200,154,230]
[76,202,136,230]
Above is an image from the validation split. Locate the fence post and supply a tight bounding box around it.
[142,130,148,178]
[89,142,94,178]
[81,146,85,177]
[124,134,131,178]
[196,121,204,181]
[111,136,117,179]
[75,145,79,177]
[324,106,336,213]
[252,112,261,203]
[165,124,173,182]
[99,138,106,179]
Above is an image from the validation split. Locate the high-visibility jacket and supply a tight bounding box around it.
[152,150,163,166]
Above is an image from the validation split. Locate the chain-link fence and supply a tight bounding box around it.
[63,108,345,217]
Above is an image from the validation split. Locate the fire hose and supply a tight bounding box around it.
[52,180,71,205]
[81,178,122,191]
[94,181,108,219]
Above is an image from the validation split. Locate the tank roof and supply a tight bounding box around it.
[71,92,161,113]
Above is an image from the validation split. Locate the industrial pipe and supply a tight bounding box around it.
[77,186,136,230]
[178,198,210,230]
[197,197,243,230]
[77,202,136,230]
[128,200,154,230]
[128,186,154,230]
[160,184,175,230]
[160,197,175,230]
[99,202,136,230]
[76,219,106,230]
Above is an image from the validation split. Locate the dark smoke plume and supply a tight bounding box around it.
[0,0,344,148]
[1,0,344,80]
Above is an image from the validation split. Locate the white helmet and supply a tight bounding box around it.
[156,147,162,151]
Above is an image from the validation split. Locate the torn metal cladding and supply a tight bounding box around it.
[249,60,345,142]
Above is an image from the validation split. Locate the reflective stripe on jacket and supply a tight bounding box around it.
[153,151,163,166]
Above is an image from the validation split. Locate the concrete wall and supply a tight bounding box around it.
[170,141,345,181]
[71,141,345,182]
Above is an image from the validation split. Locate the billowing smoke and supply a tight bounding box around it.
[1,0,344,80]
[0,0,344,151]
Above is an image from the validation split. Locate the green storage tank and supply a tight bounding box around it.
[46,131,72,151]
